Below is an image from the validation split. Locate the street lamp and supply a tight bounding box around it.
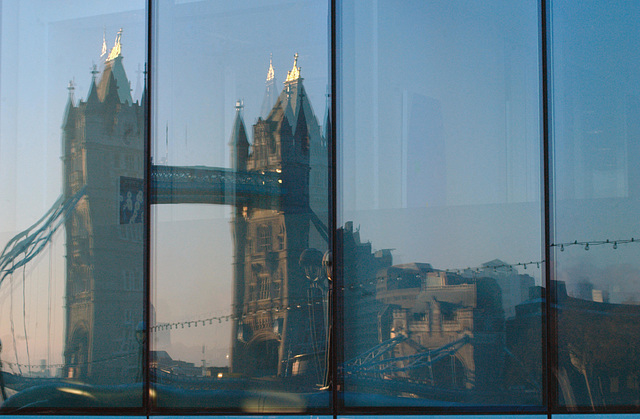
[299,248,324,283]
[299,248,328,386]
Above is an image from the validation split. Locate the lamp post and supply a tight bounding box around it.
[321,251,333,390]
[299,248,328,386]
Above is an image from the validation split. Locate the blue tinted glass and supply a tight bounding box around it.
[152,0,330,412]
[0,0,146,409]
[554,415,640,419]
[551,0,640,409]
[0,417,144,419]
[339,417,545,419]
[338,0,543,408]
[156,416,330,419]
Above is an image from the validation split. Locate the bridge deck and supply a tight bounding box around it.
[151,165,284,208]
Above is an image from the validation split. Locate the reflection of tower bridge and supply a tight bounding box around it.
[0,30,544,400]
[0,32,329,388]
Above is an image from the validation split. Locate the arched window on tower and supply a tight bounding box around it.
[258,275,270,300]
[258,225,272,253]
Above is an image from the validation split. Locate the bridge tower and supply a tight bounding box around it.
[230,55,328,381]
[61,30,145,383]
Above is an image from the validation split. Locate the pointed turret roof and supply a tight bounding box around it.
[86,64,100,105]
[102,71,121,107]
[230,100,249,170]
[283,85,296,125]
[260,54,277,118]
[86,80,99,105]
[278,113,293,139]
[97,29,132,104]
[294,93,309,141]
[140,63,147,107]
[229,100,249,147]
[323,87,331,143]
[323,107,331,144]
[62,80,76,129]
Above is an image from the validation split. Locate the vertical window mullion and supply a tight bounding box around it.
[331,0,340,417]
[541,0,557,414]
[144,0,154,413]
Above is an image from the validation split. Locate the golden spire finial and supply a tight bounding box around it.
[107,28,123,62]
[101,27,107,58]
[266,53,275,82]
[285,53,301,83]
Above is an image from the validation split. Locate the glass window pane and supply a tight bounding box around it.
[0,0,146,409]
[0,417,145,419]
[338,0,543,408]
[554,415,640,419]
[551,0,640,410]
[339,416,546,419]
[151,0,330,412]
[155,416,331,419]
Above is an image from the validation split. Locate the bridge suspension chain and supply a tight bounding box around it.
[0,187,86,287]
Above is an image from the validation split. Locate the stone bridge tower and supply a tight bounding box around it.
[61,30,145,384]
[230,55,328,383]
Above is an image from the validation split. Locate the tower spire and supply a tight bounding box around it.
[107,28,123,62]
[261,54,277,118]
[285,53,301,83]
[266,53,275,83]
[230,99,249,170]
[62,80,76,129]
[87,66,100,104]
[91,64,99,81]
[101,27,107,60]
[67,79,75,100]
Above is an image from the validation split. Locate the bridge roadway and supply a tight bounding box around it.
[152,164,329,241]
[1,164,327,288]
[151,164,284,208]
